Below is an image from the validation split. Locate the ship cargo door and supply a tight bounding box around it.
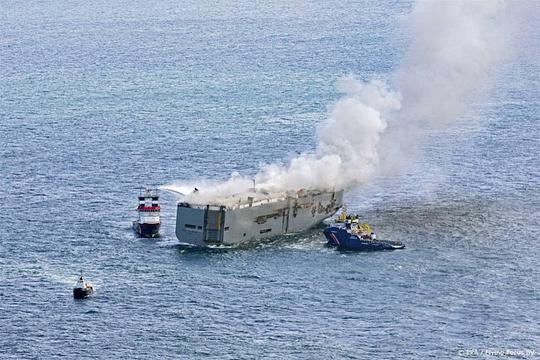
[282,199,290,233]
[203,206,225,244]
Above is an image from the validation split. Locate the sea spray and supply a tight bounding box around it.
[166,0,520,201]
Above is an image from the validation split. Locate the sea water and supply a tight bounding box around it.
[0,1,538,358]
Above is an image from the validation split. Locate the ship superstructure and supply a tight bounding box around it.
[175,189,343,247]
[133,187,161,238]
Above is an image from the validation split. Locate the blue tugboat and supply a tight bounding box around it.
[324,226,404,251]
[323,208,404,251]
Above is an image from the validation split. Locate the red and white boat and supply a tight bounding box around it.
[133,187,161,238]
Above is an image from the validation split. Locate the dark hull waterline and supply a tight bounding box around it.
[73,287,93,299]
[133,221,161,238]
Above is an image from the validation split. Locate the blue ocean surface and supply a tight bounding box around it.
[1,1,538,358]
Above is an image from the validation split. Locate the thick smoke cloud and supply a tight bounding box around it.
[380,0,514,173]
[166,0,521,202]
[166,79,399,202]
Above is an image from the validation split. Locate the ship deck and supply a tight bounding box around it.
[179,189,331,210]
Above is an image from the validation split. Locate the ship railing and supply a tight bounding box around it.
[234,196,287,209]
[179,196,289,210]
[179,203,222,211]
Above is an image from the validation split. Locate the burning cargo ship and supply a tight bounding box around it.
[175,189,343,247]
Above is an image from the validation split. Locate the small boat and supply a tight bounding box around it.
[323,226,405,251]
[133,187,161,238]
[73,273,94,299]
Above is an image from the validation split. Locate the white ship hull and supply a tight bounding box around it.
[175,190,343,247]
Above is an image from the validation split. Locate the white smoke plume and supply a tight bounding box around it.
[166,0,522,202]
[166,79,399,202]
[380,0,516,173]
